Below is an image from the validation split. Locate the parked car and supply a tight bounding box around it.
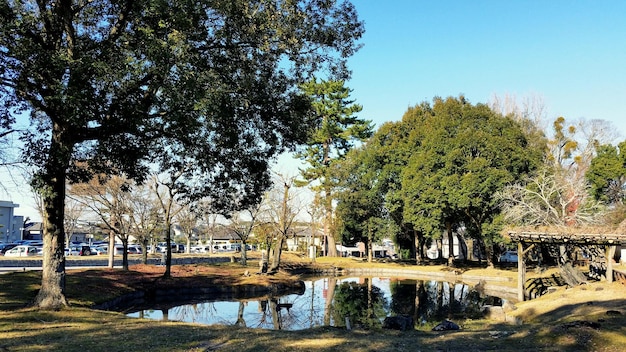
[156,242,181,253]
[190,245,211,254]
[127,245,142,255]
[4,245,39,257]
[79,245,94,255]
[0,243,18,255]
[91,246,106,255]
[98,245,126,255]
[65,247,81,256]
[499,250,518,263]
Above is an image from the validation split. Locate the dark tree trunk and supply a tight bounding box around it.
[32,132,71,308]
[121,238,129,270]
[240,241,248,266]
[164,225,172,278]
[141,239,148,264]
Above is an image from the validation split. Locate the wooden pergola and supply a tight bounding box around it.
[508,230,626,301]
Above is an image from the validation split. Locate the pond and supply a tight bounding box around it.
[126,277,507,330]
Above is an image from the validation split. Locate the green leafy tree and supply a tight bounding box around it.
[587,141,626,205]
[297,79,373,256]
[362,121,419,261]
[335,143,398,262]
[0,0,363,308]
[401,96,542,267]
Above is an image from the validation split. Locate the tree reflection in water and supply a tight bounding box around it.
[126,277,504,330]
[332,278,388,329]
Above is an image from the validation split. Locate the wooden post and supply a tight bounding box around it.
[108,230,115,269]
[517,241,526,301]
[606,245,616,283]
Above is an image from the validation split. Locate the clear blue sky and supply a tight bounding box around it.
[346,0,626,133]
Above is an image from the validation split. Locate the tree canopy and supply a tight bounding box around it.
[587,141,626,205]
[296,79,373,256]
[0,0,364,308]
[335,96,544,266]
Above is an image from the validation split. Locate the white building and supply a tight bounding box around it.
[0,201,22,243]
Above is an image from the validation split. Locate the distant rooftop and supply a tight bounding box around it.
[0,200,19,208]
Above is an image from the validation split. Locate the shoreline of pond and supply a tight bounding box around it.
[94,263,521,316]
[286,261,520,301]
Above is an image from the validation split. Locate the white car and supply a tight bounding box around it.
[4,245,39,257]
[91,246,106,255]
[499,250,518,263]
[127,245,143,254]
[190,246,212,254]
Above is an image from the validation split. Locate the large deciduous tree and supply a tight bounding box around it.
[69,175,135,270]
[297,79,373,256]
[227,202,263,267]
[0,0,363,308]
[262,173,304,271]
[498,117,613,229]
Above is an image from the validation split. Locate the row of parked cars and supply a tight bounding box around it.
[0,241,147,257]
[0,241,43,257]
[71,243,144,256]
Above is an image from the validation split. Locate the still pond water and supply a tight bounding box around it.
[127,277,504,330]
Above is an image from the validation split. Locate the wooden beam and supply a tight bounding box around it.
[606,245,616,283]
[521,243,535,256]
[517,241,526,302]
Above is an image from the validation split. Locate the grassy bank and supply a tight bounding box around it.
[1,255,625,351]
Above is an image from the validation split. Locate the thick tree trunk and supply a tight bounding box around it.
[121,238,129,270]
[326,235,338,257]
[33,203,69,308]
[269,234,285,272]
[324,186,337,257]
[240,241,248,266]
[32,133,71,308]
[164,227,172,278]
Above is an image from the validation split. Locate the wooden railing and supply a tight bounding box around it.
[614,268,626,284]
